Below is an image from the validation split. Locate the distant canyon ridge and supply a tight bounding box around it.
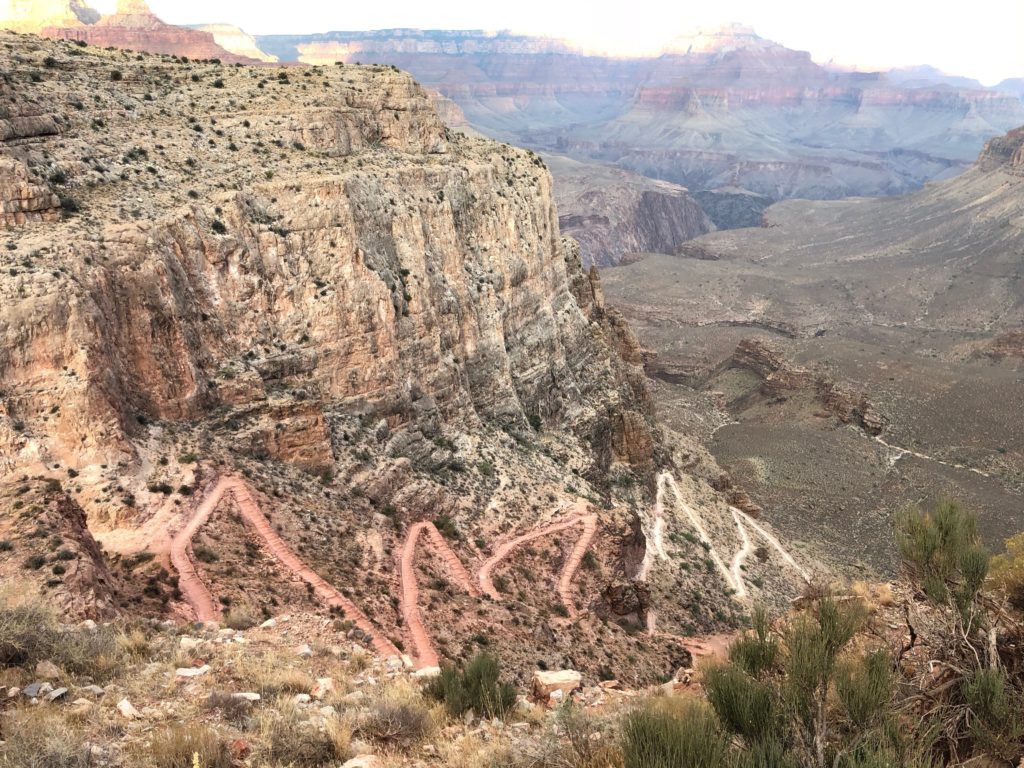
[3,3,1024,263]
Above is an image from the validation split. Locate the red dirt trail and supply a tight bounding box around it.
[477,512,598,618]
[170,476,402,660]
[173,477,602,669]
[399,521,481,669]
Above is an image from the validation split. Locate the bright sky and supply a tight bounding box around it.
[91,0,1024,85]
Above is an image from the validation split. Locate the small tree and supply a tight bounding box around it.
[897,500,1023,764]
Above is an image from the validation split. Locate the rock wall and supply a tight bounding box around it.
[0,32,654,481]
[547,156,714,266]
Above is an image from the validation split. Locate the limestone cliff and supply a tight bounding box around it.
[193,24,279,63]
[545,154,714,266]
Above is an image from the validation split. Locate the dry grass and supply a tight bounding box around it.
[0,708,91,768]
[131,724,231,768]
[259,699,351,767]
[850,580,896,612]
[234,652,313,697]
[224,604,259,630]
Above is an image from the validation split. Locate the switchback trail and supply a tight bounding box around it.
[654,473,809,602]
[171,476,402,660]
[399,521,480,669]
[477,511,598,619]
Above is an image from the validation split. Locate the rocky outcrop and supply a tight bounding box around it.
[979,127,1024,175]
[42,0,259,63]
[546,155,713,266]
[0,158,61,226]
[193,24,278,63]
[0,30,654,483]
[984,330,1024,360]
[0,479,119,618]
[693,187,772,230]
[729,339,885,434]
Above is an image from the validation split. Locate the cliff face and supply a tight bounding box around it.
[35,0,259,63]
[546,155,714,265]
[0,0,98,33]
[193,24,278,63]
[0,33,694,678]
[0,32,653,478]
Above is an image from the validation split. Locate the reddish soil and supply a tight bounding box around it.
[399,521,480,669]
[478,510,598,618]
[171,476,403,660]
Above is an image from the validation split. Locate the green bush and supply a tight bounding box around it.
[835,650,893,729]
[621,700,727,768]
[425,651,516,720]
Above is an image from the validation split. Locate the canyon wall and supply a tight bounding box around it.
[0,31,654,481]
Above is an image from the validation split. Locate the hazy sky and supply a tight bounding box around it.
[92,0,1024,85]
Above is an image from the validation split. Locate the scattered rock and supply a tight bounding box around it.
[229,738,251,760]
[412,665,441,679]
[311,677,334,699]
[117,698,140,719]
[342,754,380,767]
[232,692,262,702]
[343,690,366,705]
[179,637,202,651]
[35,660,61,679]
[295,643,313,658]
[81,685,105,697]
[532,669,582,699]
[45,687,68,702]
[259,618,277,629]
[22,682,52,698]
[175,665,211,678]
[294,693,311,704]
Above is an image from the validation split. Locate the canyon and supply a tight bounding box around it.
[258,26,1024,208]
[602,125,1024,574]
[0,31,818,685]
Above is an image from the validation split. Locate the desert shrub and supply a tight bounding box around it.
[260,703,349,766]
[540,704,622,768]
[224,604,258,630]
[728,605,777,677]
[110,69,122,81]
[193,545,218,563]
[897,498,988,620]
[359,701,432,749]
[23,554,46,570]
[135,724,231,768]
[0,708,90,768]
[835,651,893,729]
[205,690,253,725]
[991,531,1024,610]
[425,651,516,720]
[621,699,727,768]
[704,664,778,745]
[959,667,1024,761]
